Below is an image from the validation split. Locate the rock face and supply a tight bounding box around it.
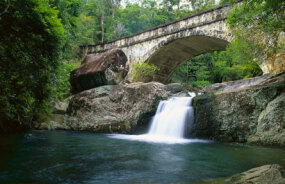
[70,49,128,94]
[192,72,285,146]
[44,82,187,133]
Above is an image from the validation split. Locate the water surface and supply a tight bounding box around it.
[0,131,284,184]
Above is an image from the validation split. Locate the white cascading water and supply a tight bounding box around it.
[147,96,194,138]
[109,92,207,144]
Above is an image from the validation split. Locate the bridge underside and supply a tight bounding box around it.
[147,36,228,82]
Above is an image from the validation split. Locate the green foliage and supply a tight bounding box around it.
[227,0,285,67]
[49,0,83,60]
[54,61,80,100]
[190,81,211,87]
[131,62,159,82]
[188,0,215,13]
[76,14,98,45]
[0,0,65,125]
[168,48,263,86]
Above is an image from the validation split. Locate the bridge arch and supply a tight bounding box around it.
[143,33,230,82]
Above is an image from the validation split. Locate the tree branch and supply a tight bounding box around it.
[0,0,10,17]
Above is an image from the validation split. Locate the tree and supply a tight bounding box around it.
[0,0,65,130]
[50,0,83,60]
[187,0,215,12]
[168,49,262,86]
[227,0,285,73]
[85,0,114,43]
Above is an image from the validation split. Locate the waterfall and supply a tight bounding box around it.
[109,93,207,144]
[147,96,194,138]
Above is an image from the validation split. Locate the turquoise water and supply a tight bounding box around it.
[0,130,284,183]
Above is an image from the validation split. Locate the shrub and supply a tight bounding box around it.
[53,61,80,100]
[131,62,159,82]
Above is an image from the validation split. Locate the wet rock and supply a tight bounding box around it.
[192,72,285,146]
[70,49,128,94]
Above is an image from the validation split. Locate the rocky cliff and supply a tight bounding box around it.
[191,72,285,146]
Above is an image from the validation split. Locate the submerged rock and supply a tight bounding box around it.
[46,82,187,133]
[192,72,285,146]
[70,49,128,94]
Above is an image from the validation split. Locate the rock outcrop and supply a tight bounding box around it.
[194,164,285,184]
[38,82,188,133]
[70,49,128,94]
[203,74,271,93]
[227,164,285,184]
[191,72,285,146]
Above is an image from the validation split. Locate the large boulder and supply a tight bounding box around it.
[70,49,128,94]
[191,72,285,146]
[58,82,187,133]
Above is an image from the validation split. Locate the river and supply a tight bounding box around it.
[0,130,284,183]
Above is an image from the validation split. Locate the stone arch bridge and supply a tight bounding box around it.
[80,4,234,82]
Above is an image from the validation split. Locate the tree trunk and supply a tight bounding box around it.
[101,11,104,43]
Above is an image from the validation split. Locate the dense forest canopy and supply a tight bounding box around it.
[0,0,284,129]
